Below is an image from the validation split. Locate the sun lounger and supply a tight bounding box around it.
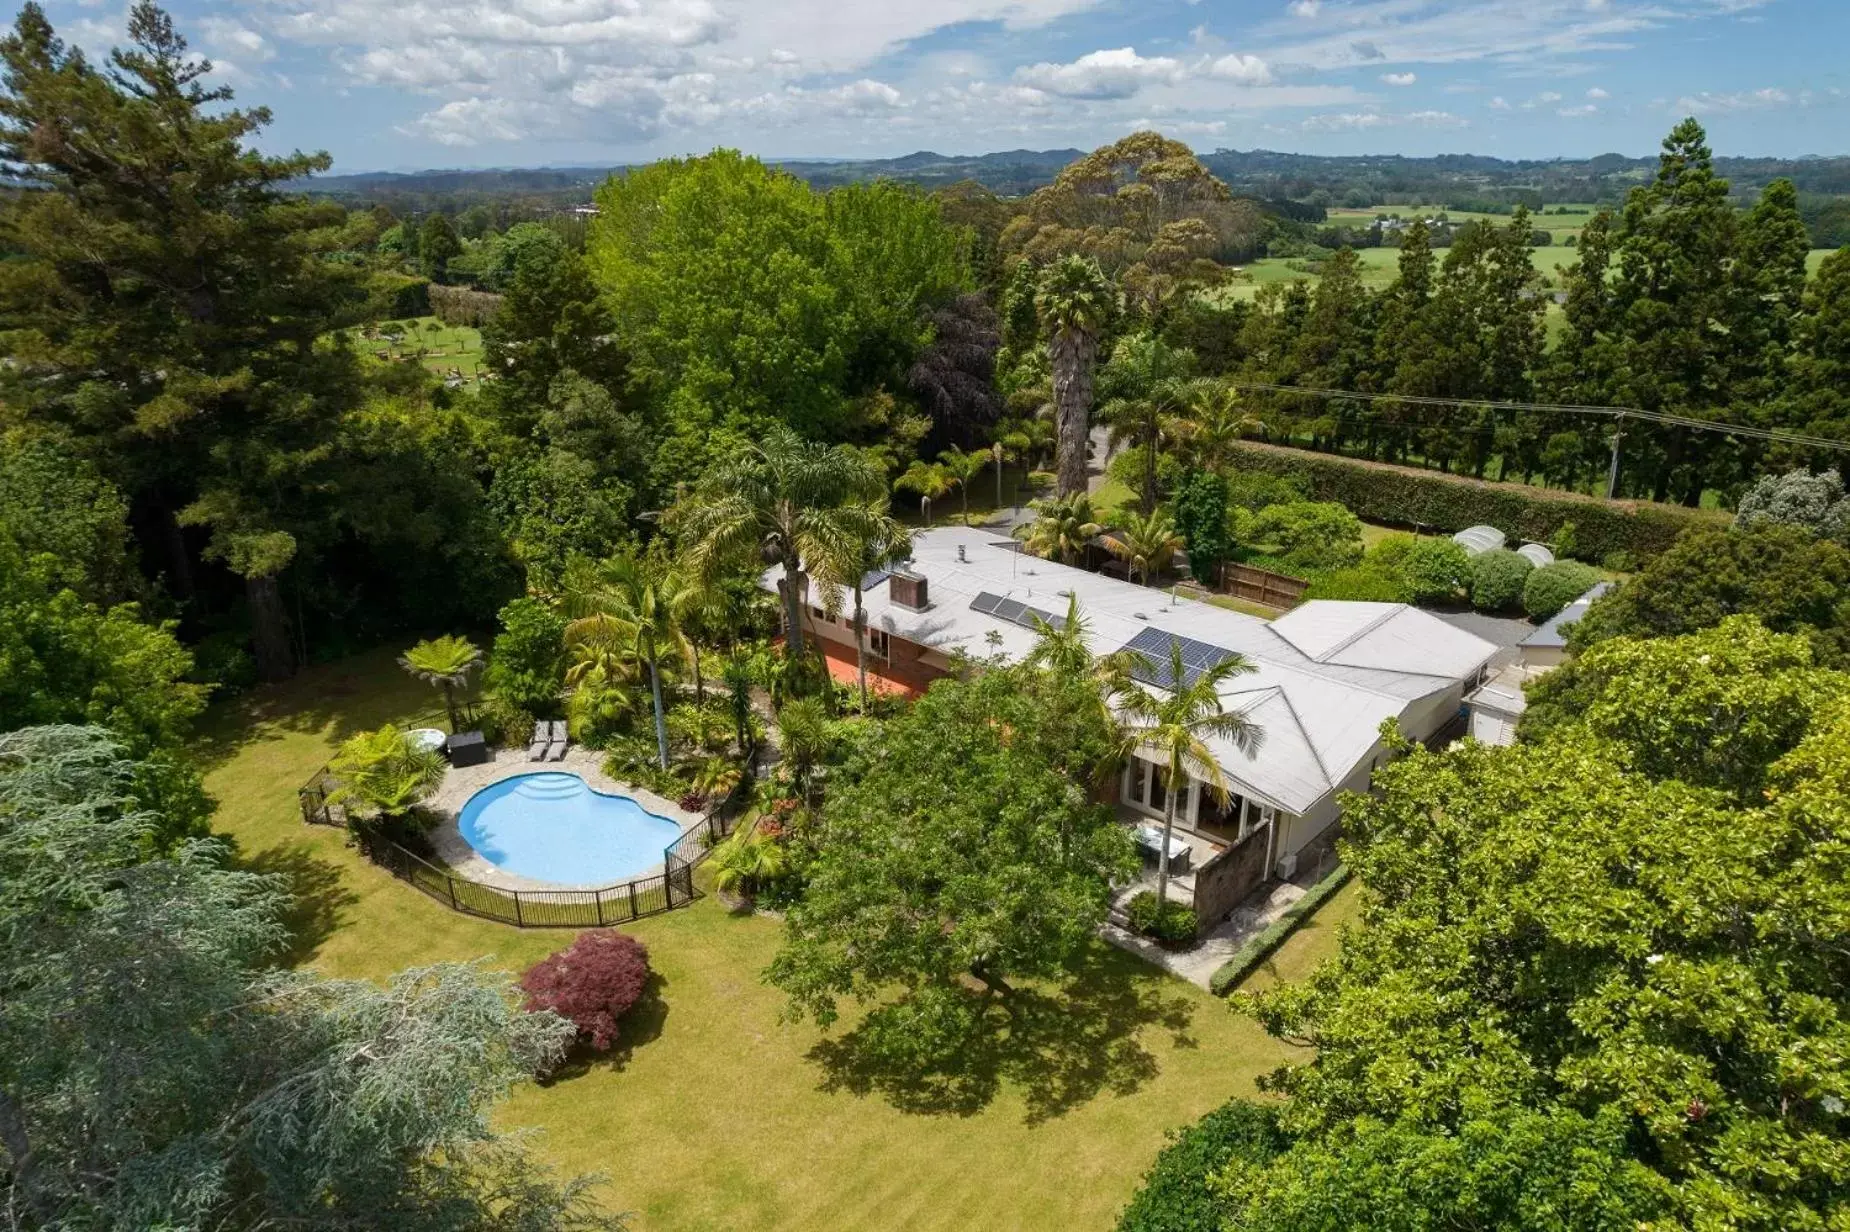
[546,719,569,761]
[527,721,549,762]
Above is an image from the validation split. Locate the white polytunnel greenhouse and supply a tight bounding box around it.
[1451,525,1507,555]
[1516,543,1556,568]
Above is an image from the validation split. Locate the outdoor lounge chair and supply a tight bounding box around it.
[527,721,549,762]
[546,719,569,761]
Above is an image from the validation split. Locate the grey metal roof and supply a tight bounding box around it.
[765,528,1498,816]
[1520,581,1615,649]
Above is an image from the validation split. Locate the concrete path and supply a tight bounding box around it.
[1101,878,1312,990]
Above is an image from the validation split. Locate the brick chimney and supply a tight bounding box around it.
[889,570,929,611]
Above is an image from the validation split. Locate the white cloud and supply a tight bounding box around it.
[1674,86,1794,114]
[232,0,1805,155]
[1558,103,1598,117]
[1488,95,1510,110]
[814,78,904,112]
[1586,86,1610,99]
[251,0,1108,150]
[1208,53,1274,85]
[1537,91,1563,103]
[1015,47,1185,99]
[400,97,536,146]
[1302,108,1466,132]
[199,18,275,61]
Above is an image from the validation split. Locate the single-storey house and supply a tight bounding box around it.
[1466,581,1614,746]
[766,527,1498,884]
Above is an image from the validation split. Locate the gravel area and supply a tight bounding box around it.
[425,745,703,892]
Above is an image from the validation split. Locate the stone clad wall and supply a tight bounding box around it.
[1191,821,1272,935]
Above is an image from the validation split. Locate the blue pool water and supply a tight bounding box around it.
[457,773,682,885]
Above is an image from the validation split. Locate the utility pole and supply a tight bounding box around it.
[1605,413,1625,499]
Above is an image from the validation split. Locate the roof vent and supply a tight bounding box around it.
[1133,612,1149,621]
[956,544,967,563]
[890,570,929,612]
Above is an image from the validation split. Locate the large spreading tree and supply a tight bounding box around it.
[767,660,1135,1068]
[1121,617,1850,1230]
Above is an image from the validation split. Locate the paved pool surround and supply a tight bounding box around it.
[427,745,702,892]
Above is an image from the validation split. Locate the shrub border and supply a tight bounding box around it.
[1221,440,1721,564]
[1209,863,1352,996]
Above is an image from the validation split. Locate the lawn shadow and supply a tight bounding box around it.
[807,955,1197,1124]
[243,842,361,966]
[190,645,466,774]
[538,971,672,1084]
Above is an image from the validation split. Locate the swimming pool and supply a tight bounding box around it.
[456,773,683,886]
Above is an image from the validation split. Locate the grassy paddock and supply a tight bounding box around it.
[327,314,485,377]
[198,649,1331,1232]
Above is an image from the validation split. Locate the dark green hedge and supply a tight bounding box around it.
[1221,441,1719,564]
[1209,863,1351,996]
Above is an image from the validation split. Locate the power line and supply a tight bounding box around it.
[1222,381,1850,454]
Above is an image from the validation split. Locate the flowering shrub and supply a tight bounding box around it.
[520,930,651,1053]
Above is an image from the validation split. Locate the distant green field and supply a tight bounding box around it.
[1326,202,1603,246]
[327,315,487,379]
[1221,245,1835,306]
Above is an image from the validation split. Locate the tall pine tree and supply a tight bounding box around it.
[0,2,357,679]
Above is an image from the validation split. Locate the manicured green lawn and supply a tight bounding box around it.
[1091,475,1137,517]
[198,648,1336,1232]
[1238,880,1364,994]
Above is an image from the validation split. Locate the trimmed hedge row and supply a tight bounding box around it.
[1209,863,1352,996]
[1221,440,1720,563]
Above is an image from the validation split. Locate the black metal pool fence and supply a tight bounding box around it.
[298,757,747,928]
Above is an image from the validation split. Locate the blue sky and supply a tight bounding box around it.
[40,0,1850,171]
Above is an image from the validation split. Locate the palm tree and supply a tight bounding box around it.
[666,563,738,704]
[327,726,445,828]
[709,827,789,907]
[1020,492,1103,566]
[1111,642,1264,905]
[774,696,831,803]
[1025,595,1135,778]
[1035,255,1117,497]
[1106,509,1184,587]
[398,635,483,732]
[1173,382,1266,472]
[722,649,756,757]
[1097,332,1196,511]
[692,755,745,806]
[895,459,954,526]
[563,556,686,770]
[674,426,887,664]
[938,446,987,522]
[813,503,911,711]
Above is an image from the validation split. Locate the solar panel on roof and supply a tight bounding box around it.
[860,566,895,590]
[1119,628,1240,692]
[970,592,1004,615]
[994,598,1028,624]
